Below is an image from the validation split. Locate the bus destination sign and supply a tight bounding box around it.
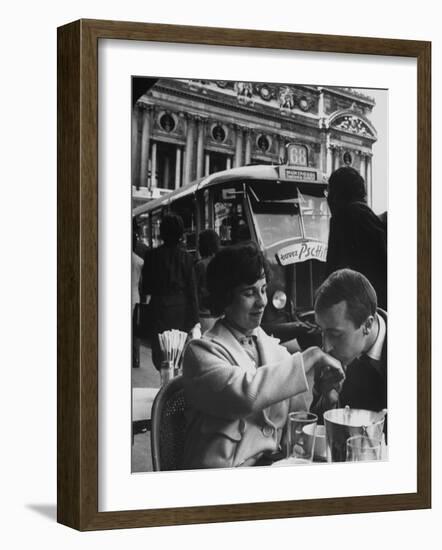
[283,168,317,182]
[276,240,328,265]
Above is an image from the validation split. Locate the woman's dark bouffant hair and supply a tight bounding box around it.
[206,242,271,316]
[160,213,184,246]
[198,229,220,258]
[327,166,366,213]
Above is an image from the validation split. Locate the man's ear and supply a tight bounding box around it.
[363,315,375,335]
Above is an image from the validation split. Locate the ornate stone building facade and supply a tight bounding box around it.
[132,79,377,207]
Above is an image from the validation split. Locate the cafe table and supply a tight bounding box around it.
[271,435,388,466]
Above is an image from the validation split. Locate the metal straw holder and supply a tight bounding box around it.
[160,360,174,386]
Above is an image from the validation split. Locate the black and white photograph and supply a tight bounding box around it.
[3,0,435,542]
[131,77,388,472]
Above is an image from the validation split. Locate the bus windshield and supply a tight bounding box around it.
[248,182,330,249]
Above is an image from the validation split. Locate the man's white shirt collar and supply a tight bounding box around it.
[366,313,386,361]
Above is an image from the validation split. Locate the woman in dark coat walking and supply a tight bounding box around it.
[141,213,200,370]
[325,167,387,310]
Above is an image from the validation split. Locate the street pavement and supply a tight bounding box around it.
[132,342,160,472]
[132,342,161,388]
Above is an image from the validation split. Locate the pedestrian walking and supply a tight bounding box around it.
[140,213,200,371]
[325,166,387,310]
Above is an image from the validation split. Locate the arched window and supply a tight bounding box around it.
[212,124,226,142]
[343,151,353,165]
[257,134,270,153]
[160,113,176,132]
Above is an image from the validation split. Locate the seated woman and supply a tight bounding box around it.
[182,242,344,469]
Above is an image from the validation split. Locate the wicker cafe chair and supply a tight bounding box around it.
[150,375,187,471]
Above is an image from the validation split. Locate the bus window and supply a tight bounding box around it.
[298,191,330,243]
[151,209,162,248]
[213,186,250,245]
[203,189,210,229]
[171,196,197,252]
[248,182,329,250]
[137,213,150,247]
[252,204,302,249]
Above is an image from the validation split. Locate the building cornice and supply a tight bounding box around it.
[320,86,375,106]
[138,90,322,134]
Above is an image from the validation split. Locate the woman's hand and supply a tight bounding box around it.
[301,346,345,390]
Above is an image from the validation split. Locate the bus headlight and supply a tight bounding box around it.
[272,290,287,310]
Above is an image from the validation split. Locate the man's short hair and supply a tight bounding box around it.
[206,242,270,316]
[314,269,377,327]
[160,213,184,246]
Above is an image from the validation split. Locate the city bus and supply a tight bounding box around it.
[133,147,331,345]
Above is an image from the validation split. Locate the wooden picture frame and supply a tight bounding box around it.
[57,19,431,531]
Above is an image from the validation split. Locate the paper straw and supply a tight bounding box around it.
[176,332,187,367]
[172,331,177,366]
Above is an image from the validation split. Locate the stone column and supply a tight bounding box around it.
[183,115,196,185]
[196,117,205,179]
[318,88,325,118]
[151,141,158,188]
[326,135,332,176]
[175,147,182,189]
[139,105,152,188]
[234,125,243,167]
[319,131,327,174]
[360,153,366,181]
[205,153,210,176]
[131,105,141,189]
[226,156,232,170]
[366,154,373,207]
[333,147,340,171]
[245,130,252,165]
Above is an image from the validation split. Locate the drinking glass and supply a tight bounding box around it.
[346,435,382,462]
[287,412,318,464]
